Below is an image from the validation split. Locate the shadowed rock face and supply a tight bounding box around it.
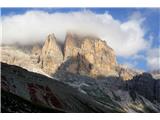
[1,62,160,113]
[127,73,160,103]
[1,90,65,113]
[53,54,93,76]
[1,62,124,113]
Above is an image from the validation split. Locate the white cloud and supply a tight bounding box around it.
[121,61,137,69]
[129,11,145,21]
[1,10,149,57]
[132,54,146,60]
[146,48,160,70]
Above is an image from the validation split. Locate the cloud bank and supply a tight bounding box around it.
[147,48,160,70]
[2,10,149,57]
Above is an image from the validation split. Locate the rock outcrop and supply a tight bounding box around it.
[63,32,118,77]
[0,32,138,80]
[30,44,41,64]
[151,70,160,79]
[40,34,63,75]
[0,46,37,71]
[0,45,49,77]
[116,65,139,80]
[127,73,160,102]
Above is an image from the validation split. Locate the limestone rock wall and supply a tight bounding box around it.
[63,32,118,77]
[0,32,138,80]
[40,34,63,75]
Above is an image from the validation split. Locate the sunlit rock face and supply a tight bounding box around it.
[0,32,138,80]
[63,32,118,77]
[40,34,63,75]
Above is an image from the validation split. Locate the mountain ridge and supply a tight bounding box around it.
[1,32,160,113]
[0,32,139,80]
[1,62,160,112]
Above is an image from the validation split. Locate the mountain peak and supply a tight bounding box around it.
[62,32,118,77]
[40,33,63,75]
[1,32,136,80]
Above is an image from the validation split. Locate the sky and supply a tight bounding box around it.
[1,8,160,71]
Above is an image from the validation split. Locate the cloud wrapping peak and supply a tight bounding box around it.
[2,10,149,57]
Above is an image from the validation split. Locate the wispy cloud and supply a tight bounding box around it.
[121,61,138,69]
[146,48,160,70]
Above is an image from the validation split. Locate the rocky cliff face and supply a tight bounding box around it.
[0,32,136,80]
[40,34,63,75]
[62,32,118,77]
